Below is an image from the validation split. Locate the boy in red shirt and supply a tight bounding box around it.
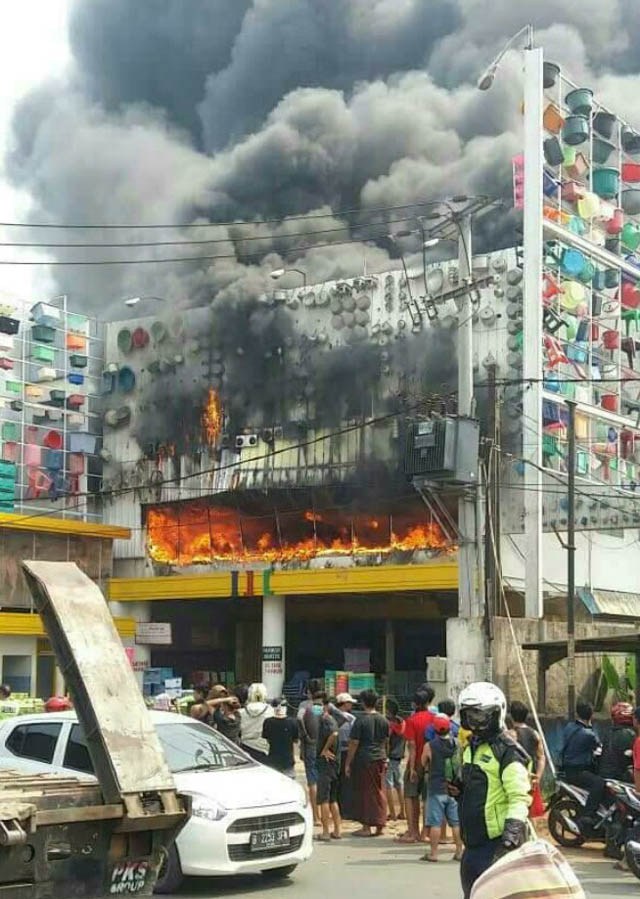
[395,687,435,843]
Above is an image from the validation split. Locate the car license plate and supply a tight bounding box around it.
[250,828,290,851]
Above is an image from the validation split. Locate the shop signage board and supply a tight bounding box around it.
[135,622,172,645]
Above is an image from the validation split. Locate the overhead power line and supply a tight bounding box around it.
[0,214,425,250]
[0,198,463,231]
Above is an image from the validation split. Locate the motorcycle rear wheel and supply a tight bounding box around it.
[625,844,640,880]
[548,798,586,848]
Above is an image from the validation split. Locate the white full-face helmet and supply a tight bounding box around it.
[459,681,507,739]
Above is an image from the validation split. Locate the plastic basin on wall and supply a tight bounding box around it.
[117,328,132,354]
[623,163,640,183]
[593,110,617,139]
[31,325,55,343]
[117,366,136,393]
[591,168,619,200]
[622,189,640,215]
[592,137,616,165]
[563,115,590,146]
[566,87,593,116]
[43,430,63,450]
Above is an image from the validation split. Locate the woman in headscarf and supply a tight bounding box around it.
[239,682,274,761]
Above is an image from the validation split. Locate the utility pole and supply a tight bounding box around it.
[566,399,577,718]
[457,213,482,618]
[484,364,500,624]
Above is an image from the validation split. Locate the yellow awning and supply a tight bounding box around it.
[108,560,458,602]
[0,611,136,640]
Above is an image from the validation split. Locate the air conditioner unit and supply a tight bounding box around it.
[426,656,447,683]
[404,417,479,483]
[235,434,258,449]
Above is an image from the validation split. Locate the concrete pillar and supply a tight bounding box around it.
[110,600,151,692]
[262,595,285,699]
[446,617,486,703]
[385,620,395,677]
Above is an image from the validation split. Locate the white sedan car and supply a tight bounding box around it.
[0,710,312,893]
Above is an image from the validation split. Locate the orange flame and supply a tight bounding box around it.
[146,502,451,566]
[202,388,223,447]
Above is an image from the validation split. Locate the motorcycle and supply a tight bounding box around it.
[609,782,640,879]
[547,777,625,851]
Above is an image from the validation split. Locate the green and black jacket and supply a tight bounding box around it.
[459,732,531,848]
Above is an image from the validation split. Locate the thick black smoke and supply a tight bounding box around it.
[8,0,640,450]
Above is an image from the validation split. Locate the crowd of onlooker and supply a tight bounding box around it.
[188,677,501,860]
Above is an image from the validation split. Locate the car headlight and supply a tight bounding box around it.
[188,793,228,822]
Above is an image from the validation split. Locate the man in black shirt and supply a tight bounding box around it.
[262,700,298,777]
[316,694,341,841]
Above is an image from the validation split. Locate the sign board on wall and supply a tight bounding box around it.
[262,645,283,662]
[135,623,172,645]
[262,645,283,677]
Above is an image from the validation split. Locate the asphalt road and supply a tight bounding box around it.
[168,832,640,898]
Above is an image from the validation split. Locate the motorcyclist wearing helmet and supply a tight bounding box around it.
[599,702,635,783]
[456,682,531,899]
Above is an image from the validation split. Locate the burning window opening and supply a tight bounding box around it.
[145,499,454,566]
[201,387,223,447]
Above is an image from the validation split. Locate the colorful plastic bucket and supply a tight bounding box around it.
[603,330,620,350]
[622,128,640,155]
[622,189,640,215]
[117,328,132,354]
[561,281,586,309]
[623,162,640,182]
[601,394,619,412]
[559,248,588,277]
[132,327,149,349]
[563,114,589,146]
[543,103,564,134]
[543,137,564,167]
[606,208,624,234]
[543,61,560,88]
[592,167,620,200]
[577,192,601,217]
[117,366,136,393]
[622,222,640,250]
[566,87,593,116]
[622,282,640,309]
[593,137,616,165]
[577,259,596,283]
[594,110,617,139]
[43,430,62,450]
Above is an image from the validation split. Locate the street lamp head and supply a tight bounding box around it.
[476,25,534,92]
[270,268,285,280]
[477,66,497,91]
[123,295,166,307]
[423,237,441,249]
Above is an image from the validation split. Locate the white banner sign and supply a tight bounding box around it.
[135,622,172,645]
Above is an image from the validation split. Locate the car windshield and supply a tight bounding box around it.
[157,721,253,773]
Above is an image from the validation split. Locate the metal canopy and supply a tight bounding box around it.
[523,633,640,668]
[523,632,640,708]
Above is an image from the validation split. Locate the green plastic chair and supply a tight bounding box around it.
[622,308,640,336]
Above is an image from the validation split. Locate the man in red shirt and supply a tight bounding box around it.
[395,687,435,843]
[633,707,640,792]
